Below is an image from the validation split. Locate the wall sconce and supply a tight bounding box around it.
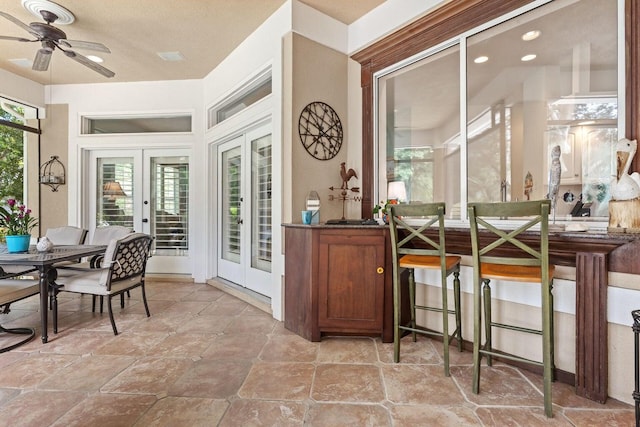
[39,155,66,192]
[102,181,127,200]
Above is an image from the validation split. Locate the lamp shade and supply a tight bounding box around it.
[387,181,407,202]
[103,181,127,198]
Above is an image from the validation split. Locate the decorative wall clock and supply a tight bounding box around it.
[298,101,343,160]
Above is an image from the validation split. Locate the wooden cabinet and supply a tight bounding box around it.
[284,225,393,342]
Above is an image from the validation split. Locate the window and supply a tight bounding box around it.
[82,114,192,134]
[375,0,620,223]
[0,97,39,205]
[377,44,460,213]
[208,72,272,128]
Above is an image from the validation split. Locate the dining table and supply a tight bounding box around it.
[0,244,107,343]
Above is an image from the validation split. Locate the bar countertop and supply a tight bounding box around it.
[282,222,640,274]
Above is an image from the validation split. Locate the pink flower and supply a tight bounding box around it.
[0,200,38,236]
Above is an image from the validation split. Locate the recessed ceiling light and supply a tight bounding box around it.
[474,56,489,64]
[9,58,32,68]
[521,54,537,62]
[522,30,541,41]
[157,51,185,61]
[86,55,103,63]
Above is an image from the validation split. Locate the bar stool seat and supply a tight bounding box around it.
[399,254,461,272]
[480,263,555,282]
[389,202,463,377]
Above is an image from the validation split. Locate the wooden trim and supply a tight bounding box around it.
[575,252,608,403]
[351,0,531,72]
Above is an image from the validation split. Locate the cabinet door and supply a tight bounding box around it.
[317,231,386,332]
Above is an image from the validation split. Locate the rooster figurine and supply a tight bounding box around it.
[340,162,358,189]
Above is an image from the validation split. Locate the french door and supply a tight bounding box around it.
[88,148,190,274]
[217,123,272,297]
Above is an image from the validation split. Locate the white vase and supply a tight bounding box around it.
[36,236,54,252]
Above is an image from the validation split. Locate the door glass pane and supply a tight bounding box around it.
[98,158,134,229]
[251,134,272,272]
[377,44,461,218]
[466,0,618,220]
[222,147,241,263]
[151,156,189,256]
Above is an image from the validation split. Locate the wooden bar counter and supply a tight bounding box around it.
[283,222,639,403]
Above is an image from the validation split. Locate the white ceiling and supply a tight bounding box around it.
[0,0,385,85]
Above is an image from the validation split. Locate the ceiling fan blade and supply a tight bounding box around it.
[32,48,52,71]
[0,11,43,38]
[0,35,32,42]
[63,50,115,78]
[59,39,111,53]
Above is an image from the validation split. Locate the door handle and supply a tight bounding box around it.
[142,218,149,223]
[237,218,243,225]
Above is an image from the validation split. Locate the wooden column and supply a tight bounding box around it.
[575,251,609,403]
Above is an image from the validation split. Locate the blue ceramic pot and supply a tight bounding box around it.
[5,235,31,253]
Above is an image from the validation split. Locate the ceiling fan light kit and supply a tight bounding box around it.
[0,0,115,77]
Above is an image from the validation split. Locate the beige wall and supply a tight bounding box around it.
[36,104,70,235]
[289,33,350,223]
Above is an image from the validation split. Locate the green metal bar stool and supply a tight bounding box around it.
[389,202,463,377]
[468,199,555,417]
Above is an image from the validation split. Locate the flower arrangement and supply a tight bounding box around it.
[0,199,38,236]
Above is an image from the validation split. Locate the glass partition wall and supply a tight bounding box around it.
[375,0,620,224]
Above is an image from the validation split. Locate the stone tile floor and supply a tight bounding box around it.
[0,279,633,426]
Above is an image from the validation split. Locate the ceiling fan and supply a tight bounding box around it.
[0,8,115,78]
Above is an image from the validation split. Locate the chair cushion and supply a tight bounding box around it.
[57,269,109,295]
[59,270,142,296]
[45,226,87,245]
[55,263,93,276]
[0,279,39,306]
[92,226,132,245]
[399,254,461,271]
[480,262,555,283]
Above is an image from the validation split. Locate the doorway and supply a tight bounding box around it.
[88,148,190,274]
[216,123,272,297]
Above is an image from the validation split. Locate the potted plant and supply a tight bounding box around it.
[0,199,38,253]
[372,199,398,223]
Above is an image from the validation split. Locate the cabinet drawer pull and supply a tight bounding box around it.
[377,267,384,274]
